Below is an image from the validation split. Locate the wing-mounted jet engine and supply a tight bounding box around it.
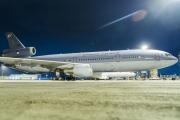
[64,64,93,77]
[2,32,36,58]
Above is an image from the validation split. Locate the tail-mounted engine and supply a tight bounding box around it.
[2,47,36,58]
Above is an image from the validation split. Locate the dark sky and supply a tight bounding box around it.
[0,0,180,75]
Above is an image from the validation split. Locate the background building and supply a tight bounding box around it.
[9,74,39,80]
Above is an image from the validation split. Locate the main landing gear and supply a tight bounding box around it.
[66,74,76,81]
[52,69,65,81]
[52,76,65,81]
[52,76,76,81]
[52,69,76,81]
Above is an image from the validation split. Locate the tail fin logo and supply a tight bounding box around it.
[16,50,20,54]
[7,33,12,38]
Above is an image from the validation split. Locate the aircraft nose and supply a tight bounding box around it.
[171,56,178,64]
[162,56,178,68]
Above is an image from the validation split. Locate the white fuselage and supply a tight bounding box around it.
[14,49,178,75]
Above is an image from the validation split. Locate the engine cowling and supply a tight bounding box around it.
[2,47,36,58]
[73,64,93,77]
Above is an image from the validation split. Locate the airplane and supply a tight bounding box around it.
[92,72,136,79]
[0,32,178,80]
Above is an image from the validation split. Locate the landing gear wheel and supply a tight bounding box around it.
[61,77,65,81]
[56,76,60,80]
[72,77,76,81]
[52,77,56,80]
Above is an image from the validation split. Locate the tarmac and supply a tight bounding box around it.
[0,79,180,120]
[0,79,179,82]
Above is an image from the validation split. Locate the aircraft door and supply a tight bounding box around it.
[73,57,77,63]
[116,54,120,62]
[155,53,160,60]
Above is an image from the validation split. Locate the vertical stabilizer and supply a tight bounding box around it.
[5,32,25,50]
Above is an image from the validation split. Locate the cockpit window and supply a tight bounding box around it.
[164,53,171,57]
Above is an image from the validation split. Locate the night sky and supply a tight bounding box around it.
[0,0,180,75]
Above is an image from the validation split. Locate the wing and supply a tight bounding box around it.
[0,57,81,71]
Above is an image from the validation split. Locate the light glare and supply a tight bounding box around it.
[142,45,148,49]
